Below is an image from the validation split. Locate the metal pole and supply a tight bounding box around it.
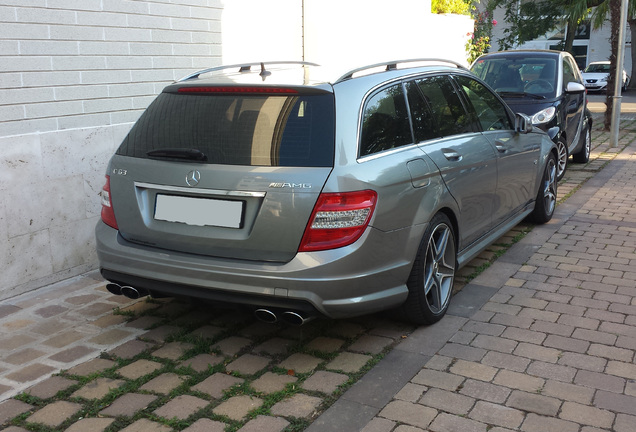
[610,0,629,147]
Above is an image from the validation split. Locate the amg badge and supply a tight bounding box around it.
[269,182,312,189]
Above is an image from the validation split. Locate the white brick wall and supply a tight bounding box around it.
[0,0,226,300]
[0,0,224,138]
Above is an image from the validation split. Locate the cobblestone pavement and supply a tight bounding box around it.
[1,117,636,432]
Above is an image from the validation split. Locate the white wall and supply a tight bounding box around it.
[304,0,471,72]
[0,0,471,300]
[0,0,225,300]
[221,0,302,64]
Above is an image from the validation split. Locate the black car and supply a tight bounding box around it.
[471,50,592,181]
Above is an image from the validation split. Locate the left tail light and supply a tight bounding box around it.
[101,175,118,229]
[298,190,377,252]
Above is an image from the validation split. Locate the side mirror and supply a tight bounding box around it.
[515,113,533,134]
[566,82,586,93]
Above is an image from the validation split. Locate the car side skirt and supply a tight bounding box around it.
[456,203,534,269]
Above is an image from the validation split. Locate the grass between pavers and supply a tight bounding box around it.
[9,299,405,432]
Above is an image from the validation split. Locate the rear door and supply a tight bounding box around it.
[109,86,335,263]
[407,75,497,250]
[452,74,540,226]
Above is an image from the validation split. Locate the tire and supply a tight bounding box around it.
[529,152,558,224]
[572,125,591,163]
[401,213,456,325]
[555,137,567,181]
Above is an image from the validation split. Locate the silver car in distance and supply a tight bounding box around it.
[95,60,558,325]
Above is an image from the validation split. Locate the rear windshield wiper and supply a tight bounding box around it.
[147,148,208,162]
[497,91,546,100]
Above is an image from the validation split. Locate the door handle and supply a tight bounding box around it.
[495,144,507,153]
[495,140,508,153]
[442,149,462,161]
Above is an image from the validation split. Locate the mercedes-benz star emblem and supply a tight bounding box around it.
[185,170,201,187]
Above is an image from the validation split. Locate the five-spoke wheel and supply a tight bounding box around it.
[402,213,456,324]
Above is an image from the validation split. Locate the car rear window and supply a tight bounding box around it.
[117,90,335,167]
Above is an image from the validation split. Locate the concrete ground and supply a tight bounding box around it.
[1,112,636,432]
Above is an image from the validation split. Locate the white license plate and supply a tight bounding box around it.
[154,195,243,228]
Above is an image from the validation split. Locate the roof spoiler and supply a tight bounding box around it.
[177,61,320,82]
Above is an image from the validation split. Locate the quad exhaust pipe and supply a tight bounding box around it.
[106,283,149,299]
[254,308,315,326]
[107,283,312,324]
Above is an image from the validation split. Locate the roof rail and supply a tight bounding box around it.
[335,58,468,83]
[177,61,320,82]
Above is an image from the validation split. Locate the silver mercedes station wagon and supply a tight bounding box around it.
[96,60,558,325]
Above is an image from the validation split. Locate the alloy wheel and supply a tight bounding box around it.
[542,156,557,216]
[423,223,456,314]
[584,128,591,159]
[556,139,567,180]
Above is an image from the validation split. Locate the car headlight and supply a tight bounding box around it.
[531,107,556,125]
[599,76,608,82]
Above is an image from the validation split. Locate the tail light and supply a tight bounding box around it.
[298,190,377,252]
[100,175,118,229]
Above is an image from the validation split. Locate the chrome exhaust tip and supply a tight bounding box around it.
[106,283,123,295]
[281,311,315,326]
[120,286,148,299]
[254,308,278,323]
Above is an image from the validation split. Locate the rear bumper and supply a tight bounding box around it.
[101,268,322,315]
[95,221,425,318]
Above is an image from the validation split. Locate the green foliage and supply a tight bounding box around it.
[492,0,607,51]
[493,0,564,50]
[432,0,471,15]
[466,1,497,64]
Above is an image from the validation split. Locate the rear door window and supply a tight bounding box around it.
[414,76,475,137]
[405,81,440,143]
[117,90,335,167]
[360,83,413,156]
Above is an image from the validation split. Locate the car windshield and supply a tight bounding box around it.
[584,63,610,73]
[471,56,558,99]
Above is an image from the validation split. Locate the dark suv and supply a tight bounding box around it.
[471,50,592,181]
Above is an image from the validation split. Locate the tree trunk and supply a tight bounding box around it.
[629,18,636,89]
[604,0,621,130]
[564,16,577,55]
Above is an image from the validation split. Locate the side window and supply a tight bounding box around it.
[454,75,513,132]
[563,58,577,85]
[415,76,474,137]
[405,81,440,142]
[563,57,581,84]
[360,83,412,157]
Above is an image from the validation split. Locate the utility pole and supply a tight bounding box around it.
[610,0,629,147]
